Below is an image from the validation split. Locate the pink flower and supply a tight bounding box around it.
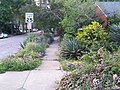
[96,67,101,71]
[113,74,118,80]
[66,80,69,83]
[85,73,89,78]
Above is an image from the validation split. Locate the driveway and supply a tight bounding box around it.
[0,34,27,59]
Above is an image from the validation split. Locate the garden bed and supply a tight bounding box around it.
[0,33,50,73]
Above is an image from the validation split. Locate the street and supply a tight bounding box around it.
[0,34,27,59]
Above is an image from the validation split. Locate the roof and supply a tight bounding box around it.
[97,2,120,16]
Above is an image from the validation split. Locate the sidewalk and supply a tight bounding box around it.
[0,37,64,90]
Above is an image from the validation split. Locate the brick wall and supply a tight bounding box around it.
[95,5,108,26]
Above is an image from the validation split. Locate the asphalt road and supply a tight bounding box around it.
[0,34,27,59]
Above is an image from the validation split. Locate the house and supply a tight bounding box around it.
[95,2,120,26]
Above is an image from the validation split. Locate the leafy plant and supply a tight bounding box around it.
[20,41,26,49]
[0,34,49,73]
[23,33,36,46]
[107,13,120,25]
[60,38,88,60]
[25,42,48,56]
[59,63,119,90]
[0,55,41,71]
[59,0,96,32]
[76,21,118,52]
[59,46,120,89]
[0,48,41,73]
[77,21,108,41]
[61,60,84,71]
[43,31,54,44]
[109,23,120,45]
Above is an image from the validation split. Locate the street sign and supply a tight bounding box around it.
[27,23,32,29]
[25,13,34,23]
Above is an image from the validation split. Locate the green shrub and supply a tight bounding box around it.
[107,13,120,25]
[59,44,120,89]
[59,62,119,90]
[0,33,50,73]
[61,60,84,71]
[25,42,36,51]
[77,21,108,42]
[17,45,40,58]
[43,32,54,44]
[109,23,120,45]
[0,63,6,73]
[20,33,38,49]
[24,42,48,56]
[33,43,49,54]
[0,42,49,73]
[1,56,40,71]
[60,38,88,60]
[77,21,112,52]
[0,50,41,73]
[63,33,75,40]
[26,33,36,42]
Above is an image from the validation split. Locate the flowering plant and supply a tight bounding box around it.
[59,63,120,90]
[77,21,108,41]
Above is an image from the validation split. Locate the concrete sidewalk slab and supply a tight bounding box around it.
[0,70,64,90]
[37,61,61,70]
[0,71,30,90]
[24,70,63,90]
[42,44,59,60]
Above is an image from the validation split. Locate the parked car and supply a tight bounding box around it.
[33,28,38,32]
[0,33,8,39]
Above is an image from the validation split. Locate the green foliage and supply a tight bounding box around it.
[20,34,36,49]
[59,47,120,89]
[38,9,61,30]
[81,47,120,65]
[43,32,54,44]
[23,33,51,47]
[60,38,88,60]
[77,21,108,41]
[59,62,119,90]
[100,0,120,1]
[61,60,84,71]
[0,33,49,73]
[58,1,120,89]
[19,3,41,28]
[25,42,48,55]
[0,45,44,73]
[76,21,118,52]
[0,54,41,71]
[0,63,6,73]
[0,0,27,33]
[107,13,120,25]
[58,0,97,35]
[109,23,120,45]
[63,33,75,40]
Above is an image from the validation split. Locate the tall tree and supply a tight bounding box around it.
[53,0,97,36]
[0,0,27,34]
[0,0,13,32]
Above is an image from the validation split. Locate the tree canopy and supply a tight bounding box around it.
[0,0,27,33]
[51,0,97,37]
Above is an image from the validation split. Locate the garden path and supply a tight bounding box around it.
[23,37,64,90]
